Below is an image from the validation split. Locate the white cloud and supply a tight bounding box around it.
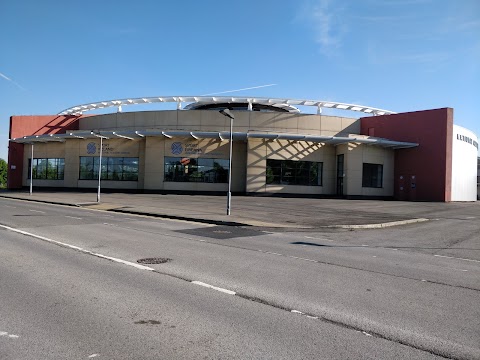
[0,72,12,82]
[296,0,347,55]
[0,71,25,91]
[366,0,433,5]
[367,42,452,71]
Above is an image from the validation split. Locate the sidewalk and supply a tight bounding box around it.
[1,190,475,229]
[0,191,480,229]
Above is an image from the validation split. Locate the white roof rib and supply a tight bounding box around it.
[11,131,417,150]
[57,96,396,116]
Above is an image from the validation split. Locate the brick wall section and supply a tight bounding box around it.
[360,108,453,202]
[8,115,83,189]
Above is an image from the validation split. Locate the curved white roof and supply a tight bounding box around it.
[57,96,396,116]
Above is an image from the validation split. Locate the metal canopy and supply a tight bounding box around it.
[57,96,396,116]
[11,130,418,150]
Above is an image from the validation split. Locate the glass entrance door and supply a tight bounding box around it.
[336,154,344,196]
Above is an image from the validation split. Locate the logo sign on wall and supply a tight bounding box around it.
[456,134,478,149]
[171,142,183,155]
[87,142,97,154]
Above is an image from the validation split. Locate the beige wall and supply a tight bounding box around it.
[336,143,394,197]
[22,110,394,197]
[144,137,246,192]
[23,139,143,189]
[75,138,142,189]
[79,110,360,137]
[246,139,335,194]
[22,143,65,186]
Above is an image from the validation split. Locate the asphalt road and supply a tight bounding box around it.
[0,197,479,359]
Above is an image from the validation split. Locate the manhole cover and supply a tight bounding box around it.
[137,258,171,264]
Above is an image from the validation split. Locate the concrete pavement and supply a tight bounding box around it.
[0,189,478,229]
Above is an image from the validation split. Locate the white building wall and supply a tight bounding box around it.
[451,125,478,201]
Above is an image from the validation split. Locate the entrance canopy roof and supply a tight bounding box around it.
[11,130,418,150]
[57,96,396,116]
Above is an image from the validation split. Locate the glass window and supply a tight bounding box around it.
[123,158,139,181]
[164,157,229,183]
[79,157,138,181]
[266,159,322,186]
[28,158,65,180]
[79,157,95,180]
[362,163,383,188]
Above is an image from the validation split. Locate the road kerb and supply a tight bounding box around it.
[323,218,429,229]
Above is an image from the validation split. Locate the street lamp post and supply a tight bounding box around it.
[29,143,34,195]
[91,131,106,203]
[97,135,103,203]
[219,109,235,215]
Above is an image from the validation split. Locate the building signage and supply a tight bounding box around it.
[184,143,203,155]
[171,142,183,155]
[85,142,131,155]
[456,134,478,149]
[170,142,203,155]
[168,141,226,157]
[87,142,97,154]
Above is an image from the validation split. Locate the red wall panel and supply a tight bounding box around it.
[360,108,453,202]
[8,115,83,189]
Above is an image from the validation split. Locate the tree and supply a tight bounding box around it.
[0,158,7,188]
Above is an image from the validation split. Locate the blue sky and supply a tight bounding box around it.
[1,0,479,160]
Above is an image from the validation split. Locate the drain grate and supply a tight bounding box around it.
[137,257,171,264]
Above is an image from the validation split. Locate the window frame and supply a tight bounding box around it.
[266,159,323,186]
[362,163,383,188]
[164,157,229,183]
[79,156,139,181]
[27,158,65,180]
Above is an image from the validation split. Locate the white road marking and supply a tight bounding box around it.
[191,281,236,295]
[0,331,19,339]
[88,354,99,358]
[265,251,282,256]
[291,310,319,320]
[257,249,321,264]
[304,236,333,242]
[290,256,317,262]
[433,254,480,263]
[3,205,16,208]
[65,216,83,220]
[0,224,154,271]
[29,209,45,213]
[372,256,377,258]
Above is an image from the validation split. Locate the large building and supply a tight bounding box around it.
[7,96,479,201]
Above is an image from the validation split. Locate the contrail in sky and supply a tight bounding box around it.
[201,84,277,96]
[0,71,26,90]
